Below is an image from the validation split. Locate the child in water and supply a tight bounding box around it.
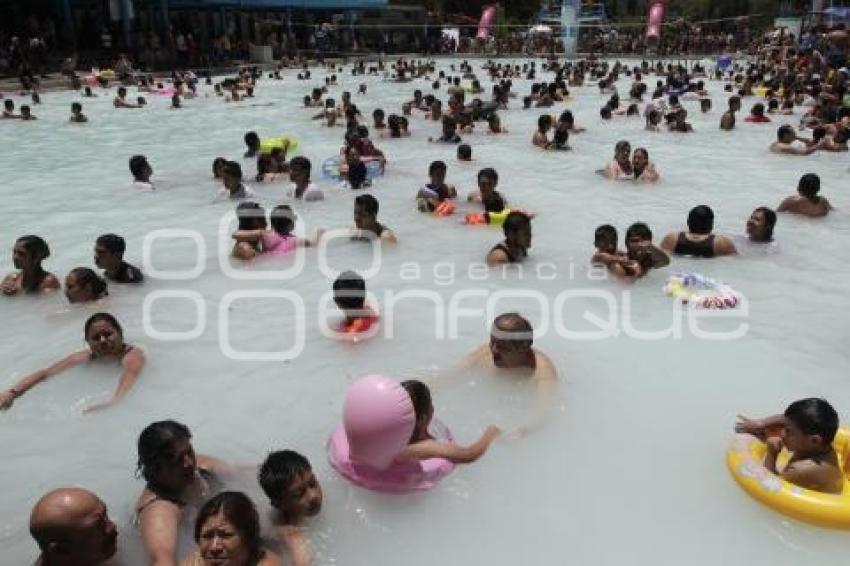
[736,398,844,494]
[332,270,378,335]
[417,160,457,211]
[232,204,320,259]
[258,450,323,566]
[591,225,652,280]
[394,380,500,464]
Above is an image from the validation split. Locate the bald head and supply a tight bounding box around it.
[31,488,117,565]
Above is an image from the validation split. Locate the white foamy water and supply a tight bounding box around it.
[1,58,849,565]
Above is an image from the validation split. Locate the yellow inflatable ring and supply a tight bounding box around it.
[259,137,298,155]
[753,86,769,98]
[727,431,850,529]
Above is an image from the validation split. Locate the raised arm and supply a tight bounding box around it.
[0,350,90,410]
[395,426,500,464]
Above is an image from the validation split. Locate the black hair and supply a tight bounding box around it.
[136,420,192,483]
[354,194,379,216]
[194,492,262,564]
[401,380,433,424]
[751,103,765,116]
[289,156,311,177]
[244,131,260,149]
[753,207,777,240]
[537,114,552,130]
[428,160,447,175]
[84,312,122,338]
[68,267,108,300]
[373,108,385,119]
[96,233,126,256]
[784,398,839,444]
[798,173,820,201]
[594,224,617,246]
[625,222,652,242]
[333,270,366,310]
[600,106,612,119]
[457,144,472,159]
[687,205,714,234]
[270,205,296,236]
[212,157,227,178]
[235,201,267,231]
[503,211,531,236]
[224,161,243,181]
[777,125,795,140]
[258,450,313,503]
[129,155,149,179]
[71,102,82,112]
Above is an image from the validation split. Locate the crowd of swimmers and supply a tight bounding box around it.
[2,38,849,564]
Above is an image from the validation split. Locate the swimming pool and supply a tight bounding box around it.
[1,58,850,565]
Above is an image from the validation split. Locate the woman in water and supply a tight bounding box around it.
[1,235,60,296]
[182,492,281,566]
[632,148,659,183]
[232,205,321,257]
[0,313,145,413]
[395,380,500,464]
[64,268,108,304]
[601,140,633,180]
[136,420,229,566]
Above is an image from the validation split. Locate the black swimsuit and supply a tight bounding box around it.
[673,233,715,258]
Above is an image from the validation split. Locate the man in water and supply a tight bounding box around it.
[94,234,144,283]
[30,487,118,566]
[113,86,139,108]
[769,125,822,155]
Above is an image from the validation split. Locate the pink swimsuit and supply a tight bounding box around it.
[262,231,296,256]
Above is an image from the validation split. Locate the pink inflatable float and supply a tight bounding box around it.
[645,0,667,43]
[328,375,455,493]
[476,5,498,41]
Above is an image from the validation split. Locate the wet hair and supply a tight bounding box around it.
[354,194,379,216]
[258,450,312,504]
[768,99,779,111]
[700,99,712,112]
[194,492,262,563]
[600,106,612,119]
[537,114,552,131]
[244,131,260,149]
[753,207,777,240]
[784,398,839,444]
[626,104,639,116]
[96,234,126,256]
[503,211,531,237]
[71,102,82,113]
[457,144,472,160]
[16,235,51,265]
[84,312,122,338]
[333,270,366,310]
[777,125,795,141]
[68,268,108,300]
[477,167,499,185]
[798,173,820,201]
[212,157,227,178]
[289,156,311,178]
[594,224,617,247]
[633,147,649,161]
[401,380,433,424]
[751,103,765,116]
[686,205,714,234]
[235,201,267,231]
[136,420,192,484]
[224,161,243,181]
[614,140,631,155]
[625,222,653,242]
[428,160,447,175]
[270,205,296,236]
[483,192,506,213]
[129,155,149,179]
[372,108,385,120]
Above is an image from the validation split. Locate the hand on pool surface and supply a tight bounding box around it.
[0,389,16,410]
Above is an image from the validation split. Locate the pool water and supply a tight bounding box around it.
[1,59,850,565]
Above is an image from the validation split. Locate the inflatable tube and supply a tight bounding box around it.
[334,308,380,343]
[753,86,769,98]
[664,273,739,309]
[645,0,667,42]
[476,5,497,40]
[321,156,383,182]
[155,87,176,96]
[260,137,298,155]
[727,431,850,529]
[328,375,455,493]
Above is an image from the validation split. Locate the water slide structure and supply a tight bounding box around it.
[477,4,498,40]
[645,0,667,43]
[560,0,582,56]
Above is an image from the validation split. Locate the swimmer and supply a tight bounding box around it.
[769,125,822,155]
[244,131,261,158]
[486,211,532,265]
[624,222,669,268]
[129,155,155,189]
[332,270,378,333]
[287,156,323,201]
[183,492,281,566]
[819,128,849,152]
[487,113,507,134]
[20,105,37,120]
[591,224,627,267]
[2,99,19,118]
[430,115,461,143]
[417,160,457,204]
[395,380,500,464]
[212,157,227,179]
[69,102,88,123]
[532,115,552,148]
[113,86,139,108]
[343,146,370,190]
[744,103,771,123]
[217,161,256,200]
[64,268,108,304]
[170,94,182,109]
[372,108,386,130]
[136,420,230,566]
[231,202,266,260]
[83,86,97,97]
[558,110,586,133]
[667,108,693,132]
[468,167,502,204]
[602,140,633,180]
[95,234,143,283]
[0,313,145,413]
[30,487,118,566]
[352,194,396,244]
[258,451,322,566]
[735,398,843,494]
[632,148,659,183]
[660,205,738,257]
[547,123,571,151]
[700,99,712,113]
[745,207,777,243]
[232,205,321,258]
[2,235,60,296]
[457,143,472,162]
[777,173,833,217]
[645,109,662,132]
[463,313,557,433]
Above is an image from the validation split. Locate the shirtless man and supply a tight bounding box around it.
[777,173,833,217]
[769,125,822,155]
[660,205,738,258]
[30,487,118,566]
[352,194,397,244]
[113,86,139,108]
[532,115,553,148]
